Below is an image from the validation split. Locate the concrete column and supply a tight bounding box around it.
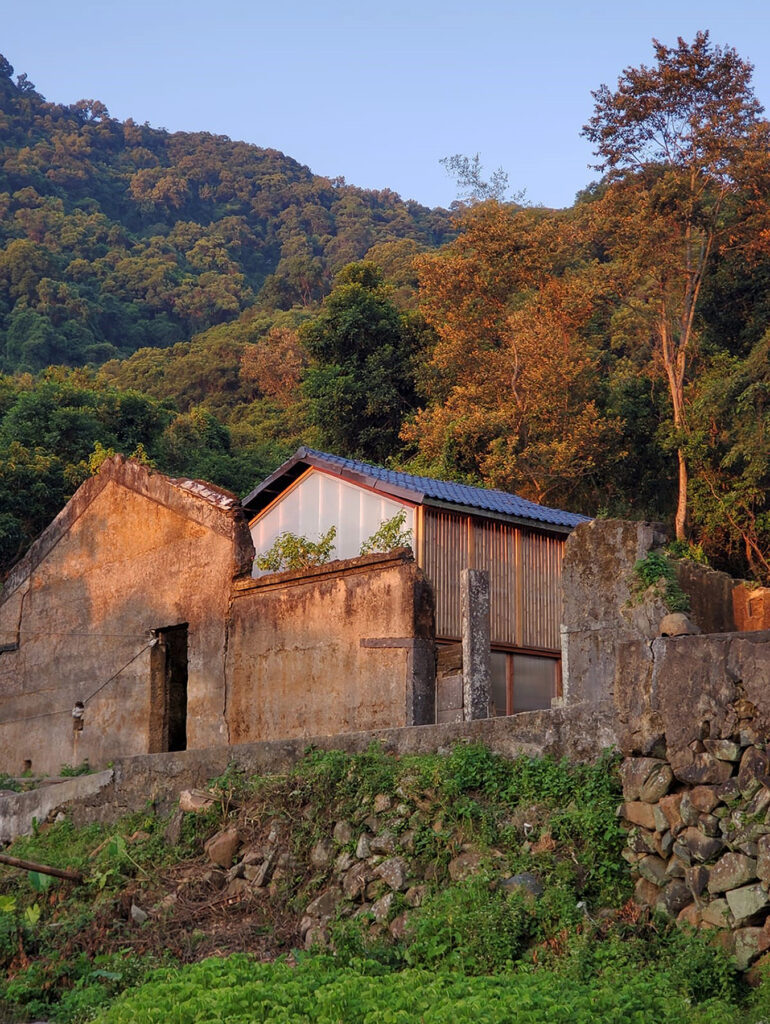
[461,568,491,720]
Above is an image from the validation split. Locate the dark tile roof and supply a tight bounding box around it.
[244,447,590,530]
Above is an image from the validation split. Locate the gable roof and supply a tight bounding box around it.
[2,456,254,599]
[243,447,590,532]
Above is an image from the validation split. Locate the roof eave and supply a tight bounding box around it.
[421,497,579,535]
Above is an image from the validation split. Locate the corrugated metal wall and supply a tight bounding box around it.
[421,508,563,651]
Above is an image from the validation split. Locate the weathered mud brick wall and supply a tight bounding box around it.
[224,549,436,744]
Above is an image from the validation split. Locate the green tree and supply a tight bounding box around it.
[301,261,424,462]
[583,31,770,539]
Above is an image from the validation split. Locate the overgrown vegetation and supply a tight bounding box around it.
[3,744,767,1022]
[632,551,691,613]
[254,525,337,572]
[359,508,412,555]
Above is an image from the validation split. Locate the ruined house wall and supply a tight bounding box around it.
[0,458,254,777]
[224,549,436,744]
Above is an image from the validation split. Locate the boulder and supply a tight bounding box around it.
[673,754,733,786]
[656,880,692,918]
[677,903,701,928]
[179,789,216,813]
[620,758,669,801]
[634,876,662,907]
[310,837,335,869]
[343,862,372,899]
[715,778,742,807]
[405,884,427,908]
[685,864,709,899]
[371,892,394,923]
[757,835,770,882]
[734,927,766,970]
[306,888,342,919]
[704,739,742,762]
[659,793,684,832]
[679,827,724,863]
[638,855,668,886]
[689,786,720,814]
[370,831,397,855]
[659,613,700,637]
[707,853,758,894]
[204,827,240,868]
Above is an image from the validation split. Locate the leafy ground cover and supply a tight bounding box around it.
[1,744,770,1022]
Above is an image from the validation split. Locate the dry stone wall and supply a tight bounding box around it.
[620,729,770,971]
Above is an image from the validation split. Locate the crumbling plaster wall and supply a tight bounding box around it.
[224,549,435,744]
[0,458,254,776]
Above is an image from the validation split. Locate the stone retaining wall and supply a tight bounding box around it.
[620,729,770,971]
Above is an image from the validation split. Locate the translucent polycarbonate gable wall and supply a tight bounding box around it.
[250,469,414,576]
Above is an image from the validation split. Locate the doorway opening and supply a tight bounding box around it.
[150,624,188,752]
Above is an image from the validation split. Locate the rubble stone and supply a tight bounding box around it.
[704,739,742,762]
[448,850,483,882]
[707,853,758,894]
[204,827,240,868]
[689,786,719,814]
[333,820,353,845]
[701,899,733,928]
[726,884,770,922]
[376,856,409,891]
[638,855,668,886]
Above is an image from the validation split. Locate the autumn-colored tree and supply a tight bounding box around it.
[407,202,622,506]
[583,31,770,538]
[240,326,308,407]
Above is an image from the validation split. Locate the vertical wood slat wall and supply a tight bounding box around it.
[421,508,564,651]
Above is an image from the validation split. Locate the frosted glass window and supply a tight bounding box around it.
[251,470,414,576]
[490,652,508,718]
[512,654,556,712]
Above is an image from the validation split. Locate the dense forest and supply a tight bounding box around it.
[1,34,770,583]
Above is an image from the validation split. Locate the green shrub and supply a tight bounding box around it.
[255,526,337,572]
[359,509,412,555]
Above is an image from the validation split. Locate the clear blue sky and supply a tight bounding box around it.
[4,0,770,210]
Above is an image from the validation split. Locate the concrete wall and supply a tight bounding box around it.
[225,548,436,744]
[0,457,254,776]
[0,699,617,841]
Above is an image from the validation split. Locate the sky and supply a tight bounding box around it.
[4,0,770,210]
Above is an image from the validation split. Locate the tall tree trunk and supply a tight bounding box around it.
[660,314,689,540]
[675,447,688,541]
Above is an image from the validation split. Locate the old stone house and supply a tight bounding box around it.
[244,447,589,716]
[0,451,587,776]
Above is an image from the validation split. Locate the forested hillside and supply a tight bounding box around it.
[0,55,450,370]
[1,35,770,583]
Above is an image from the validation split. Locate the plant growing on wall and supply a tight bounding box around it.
[632,551,690,613]
[360,509,412,555]
[255,526,337,573]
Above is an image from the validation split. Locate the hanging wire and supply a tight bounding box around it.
[0,639,157,727]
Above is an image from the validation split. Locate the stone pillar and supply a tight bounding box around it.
[461,568,491,720]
